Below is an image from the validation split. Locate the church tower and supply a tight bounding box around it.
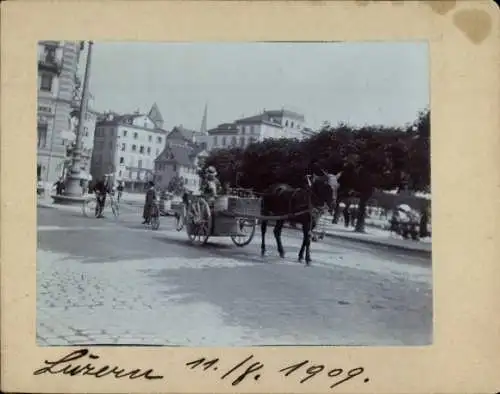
[200,102,208,135]
[148,102,164,129]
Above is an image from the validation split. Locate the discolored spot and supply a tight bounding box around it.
[421,0,457,15]
[453,9,492,44]
[354,0,371,6]
[337,300,350,305]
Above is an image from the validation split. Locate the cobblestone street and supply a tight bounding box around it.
[37,204,432,347]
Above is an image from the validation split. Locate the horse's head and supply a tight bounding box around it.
[307,169,341,212]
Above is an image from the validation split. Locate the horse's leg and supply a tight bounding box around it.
[261,219,267,257]
[274,220,285,258]
[298,220,307,263]
[305,218,313,265]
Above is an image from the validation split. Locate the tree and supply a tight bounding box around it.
[202,110,431,233]
[407,108,430,192]
[167,175,185,196]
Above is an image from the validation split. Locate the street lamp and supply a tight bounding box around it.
[56,40,94,201]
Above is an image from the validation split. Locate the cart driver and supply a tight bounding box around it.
[201,166,222,201]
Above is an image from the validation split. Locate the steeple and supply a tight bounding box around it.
[200,102,208,135]
[148,102,164,129]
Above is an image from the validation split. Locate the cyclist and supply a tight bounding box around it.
[93,176,111,218]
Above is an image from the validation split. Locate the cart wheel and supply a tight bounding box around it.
[186,197,211,245]
[231,218,256,247]
[82,197,98,218]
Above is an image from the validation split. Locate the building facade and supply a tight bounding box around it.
[205,109,308,151]
[154,143,208,193]
[37,41,82,184]
[90,104,168,191]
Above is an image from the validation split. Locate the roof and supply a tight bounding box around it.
[167,125,206,142]
[264,109,305,121]
[235,109,305,125]
[155,143,205,167]
[235,113,282,127]
[207,123,239,135]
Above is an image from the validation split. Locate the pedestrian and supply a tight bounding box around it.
[142,180,157,224]
[117,181,124,203]
[53,176,65,195]
[92,176,109,218]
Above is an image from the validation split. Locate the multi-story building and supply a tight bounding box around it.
[153,143,208,193]
[90,103,168,191]
[37,41,82,183]
[205,109,307,150]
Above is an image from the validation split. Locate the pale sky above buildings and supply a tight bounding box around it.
[86,41,429,131]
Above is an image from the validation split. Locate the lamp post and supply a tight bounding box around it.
[63,40,93,198]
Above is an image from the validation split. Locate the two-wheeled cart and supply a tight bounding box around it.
[175,189,261,247]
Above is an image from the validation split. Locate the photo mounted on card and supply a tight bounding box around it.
[1,0,499,393]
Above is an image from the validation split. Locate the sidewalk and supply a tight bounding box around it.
[37,195,83,213]
[320,222,432,256]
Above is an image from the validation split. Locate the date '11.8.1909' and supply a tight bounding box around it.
[185,355,370,389]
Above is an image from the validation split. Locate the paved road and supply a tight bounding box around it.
[37,203,432,347]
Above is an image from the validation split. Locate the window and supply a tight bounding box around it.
[119,157,124,164]
[285,120,289,127]
[147,147,151,155]
[156,148,160,156]
[40,73,53,92]
[37,123,48,148]
[231,136,237,146]
[148,135,152,142]
[157,136,162,144]
[240,137,245,146]
[121,143,126,151]
[133,132,138,139]
[291,121,294,128]
[139,146,144,154]
[123,130,128,137]
[129,170,132,178]
[119,170,122,177]
[132,144,137,152]
[222,137,226,146]
[109,141,113,149]
[138,159,142,168]
[214,136,218,146]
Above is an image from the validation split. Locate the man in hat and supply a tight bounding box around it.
[201,166,221,200]
[142,180,157,224]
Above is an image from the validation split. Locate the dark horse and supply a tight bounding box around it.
[260,171,341,265]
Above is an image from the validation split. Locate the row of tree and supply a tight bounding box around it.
[200,109,430,232]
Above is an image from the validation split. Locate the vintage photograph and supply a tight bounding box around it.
[37,41,431,347]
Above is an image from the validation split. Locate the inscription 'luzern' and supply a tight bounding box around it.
[33,349,164,380]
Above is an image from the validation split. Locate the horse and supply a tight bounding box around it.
[260,170,341,265]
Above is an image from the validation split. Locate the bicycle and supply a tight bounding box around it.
[144,200,160,230]
[82,191,120,218]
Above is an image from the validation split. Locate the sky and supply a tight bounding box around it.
[84,41,429,132]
